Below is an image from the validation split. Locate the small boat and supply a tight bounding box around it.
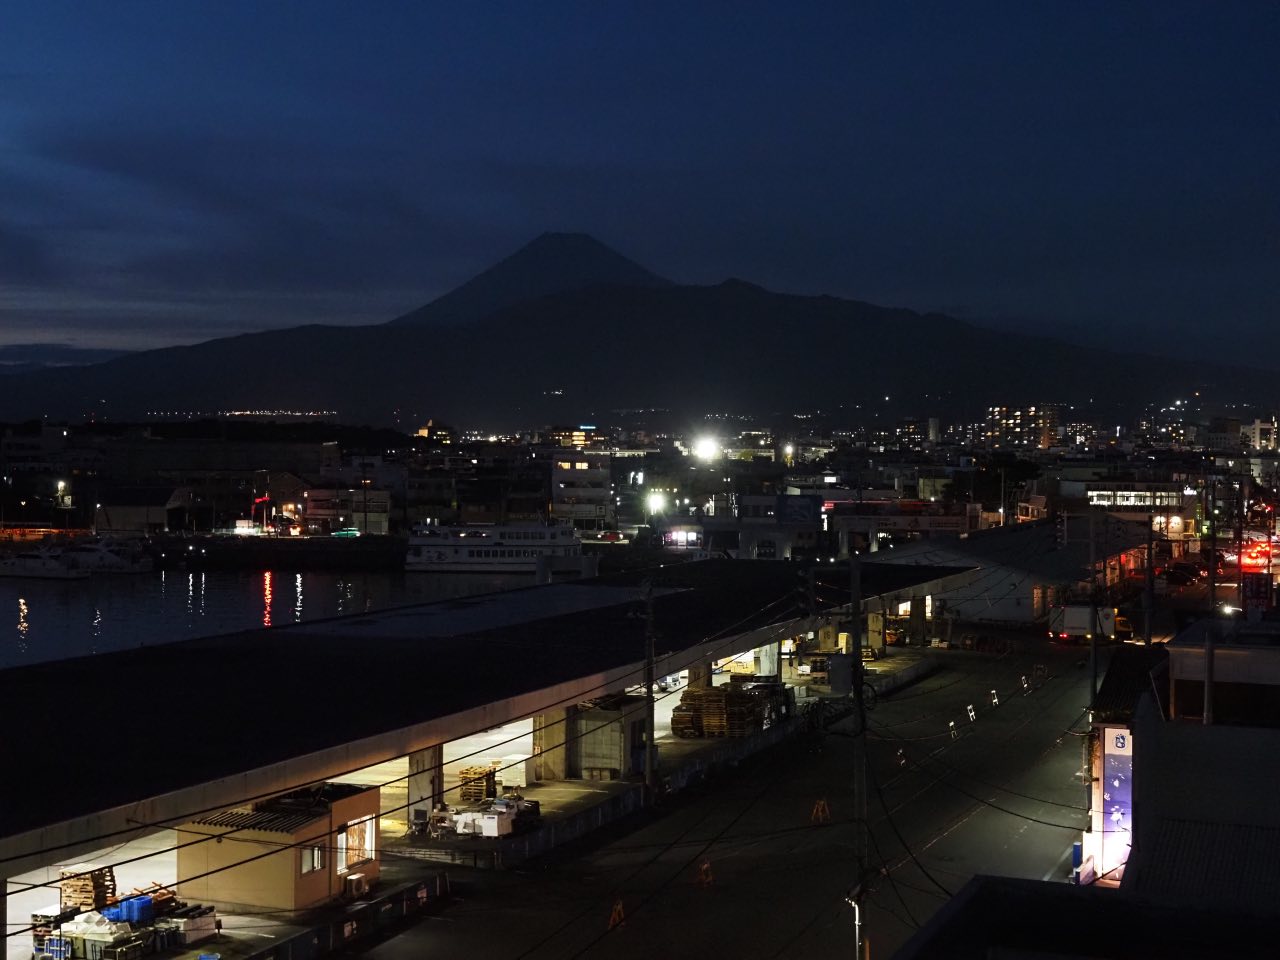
[0,547,90,580]
[405,522,590,574]
[63,539,155,574]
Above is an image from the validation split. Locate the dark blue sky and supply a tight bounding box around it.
[2,2,1276,355]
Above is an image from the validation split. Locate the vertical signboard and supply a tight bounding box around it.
[1101,726,1133,881]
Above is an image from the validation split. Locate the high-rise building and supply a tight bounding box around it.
[984,405,1058,449]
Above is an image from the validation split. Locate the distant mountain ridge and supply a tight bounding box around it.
[0,234,1268,427]
[388,232,671,327]
[0,344,132,375]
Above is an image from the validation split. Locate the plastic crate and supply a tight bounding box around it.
[121,896,153,924]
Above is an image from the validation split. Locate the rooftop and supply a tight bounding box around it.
[0,559,969,839]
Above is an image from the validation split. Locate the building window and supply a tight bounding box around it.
[301,844,324,875]
[336,816,376,875]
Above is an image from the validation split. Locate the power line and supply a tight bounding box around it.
[6,604,805,914]
[2,589,802,871]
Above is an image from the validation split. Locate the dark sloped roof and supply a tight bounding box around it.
[896,874,1276,959]
[869,515,1149,583]
[0,559,969,838]
[1125,818,1280,919]
[98,485,182,507]
[1093,645,1167,723]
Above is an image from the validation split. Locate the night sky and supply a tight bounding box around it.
[2,2,1276,358]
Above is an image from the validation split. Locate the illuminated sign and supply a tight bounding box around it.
[1100,725,1133,881]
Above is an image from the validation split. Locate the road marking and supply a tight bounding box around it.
[1042,845,1074,882]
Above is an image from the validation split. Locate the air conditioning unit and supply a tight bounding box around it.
[345,873,369,898]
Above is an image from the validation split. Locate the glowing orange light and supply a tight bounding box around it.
[263,571,273,627]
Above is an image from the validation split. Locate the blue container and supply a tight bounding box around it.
[122,895,153,924]
[101,906,124,923]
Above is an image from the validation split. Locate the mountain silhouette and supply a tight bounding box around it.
[0,234,1266,428]
[388,232,670,327]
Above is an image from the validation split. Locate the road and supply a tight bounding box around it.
[350,633,1101,959]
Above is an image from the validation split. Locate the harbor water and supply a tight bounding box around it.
[1,569,526,669]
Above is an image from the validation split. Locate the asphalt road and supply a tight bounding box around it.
[349,633,1102,960]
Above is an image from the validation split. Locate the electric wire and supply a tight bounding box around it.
[562,773,782,959]
[2,586,800,874]
[864,738,953,900]
[5,600,806,929]
[10,568,1094,946]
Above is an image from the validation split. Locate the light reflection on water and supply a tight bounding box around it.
[1,570,523,668]
[263,571,273,628]
[16,597,29,655]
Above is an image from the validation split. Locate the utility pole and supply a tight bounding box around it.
[1143,507,1154,645]
[1088,509,1098,713]
[1236,475,1246,612]
[1208,480,1218,615]
[850,553,867,959]
[643,581,657,801]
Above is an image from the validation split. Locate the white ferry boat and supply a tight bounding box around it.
[405,523,588,574]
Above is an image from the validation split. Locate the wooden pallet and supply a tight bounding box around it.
[59,865,117,910]
[457,766,493,802]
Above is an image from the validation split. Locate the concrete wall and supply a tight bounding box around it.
[176,823,314,911]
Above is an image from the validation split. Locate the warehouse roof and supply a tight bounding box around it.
[0,559,971,839]
[896,874,1275,959]
[866,515,1149,583]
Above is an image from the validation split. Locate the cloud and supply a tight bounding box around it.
[0,223,59,285]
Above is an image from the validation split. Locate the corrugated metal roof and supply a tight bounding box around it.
[190,809,324,835]
[1125,818,1280,918]
[1094,645,1167,722]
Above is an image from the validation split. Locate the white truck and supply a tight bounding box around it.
[1048,605,1131,642]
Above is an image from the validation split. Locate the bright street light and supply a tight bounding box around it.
[693,437,720,460]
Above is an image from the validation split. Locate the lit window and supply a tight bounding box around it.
[336,816,376,874]
[301,844,324,875]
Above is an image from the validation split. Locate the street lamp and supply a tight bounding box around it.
[845,894,862,959]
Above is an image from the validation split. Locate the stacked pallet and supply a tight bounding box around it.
[457,766,492,802]
[670,704,700,738]
[698,688,729,736]
[679,687,765,738]
[59,864,117,911]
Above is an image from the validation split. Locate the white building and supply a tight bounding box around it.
[549,451,614,533]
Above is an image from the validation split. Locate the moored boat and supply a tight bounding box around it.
[0,547,90,580]
[405,522,590,574]
[63,539,156,574]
